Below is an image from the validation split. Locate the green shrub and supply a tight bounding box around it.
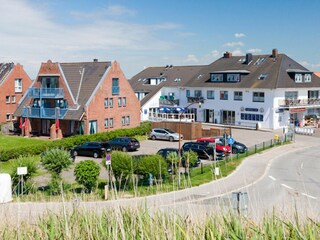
[47,173,71,195]
[135,154,168,180]
[110,151,134,180]
[74,160,100,192]
[40,148,72,175]
[182,150,198,167]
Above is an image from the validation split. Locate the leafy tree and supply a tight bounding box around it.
[110,151,134,180]
[166,151,179,174]
[74,160,100,192]
[40,148,72,175]
[135,154,168,180]
[182,150,198,168]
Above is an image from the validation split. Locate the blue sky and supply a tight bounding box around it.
[1,0,320,79]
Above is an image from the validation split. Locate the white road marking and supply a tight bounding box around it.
[269,175,276,181]
[301,193,317,200]
[281,184,293,190]
[301,162,304,169]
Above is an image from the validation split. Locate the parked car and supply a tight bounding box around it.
[108,137,140,152]
[196,137,231,154]
[216,137,248,154]
[182,142,225,160]
[149,128,183,142]
[72,142,111,158]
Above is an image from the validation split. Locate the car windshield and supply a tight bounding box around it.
[130,138,138,142]
[164,129,175,134]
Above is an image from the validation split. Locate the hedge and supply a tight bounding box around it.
[0,122,151,161]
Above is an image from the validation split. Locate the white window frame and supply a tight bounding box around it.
[207,90,215,99]
[104,98,108,108]
[304,74,311,82]
[295,74,302,83]
[6,113,10,121]
[11,95,16,103]
[6,96,10,103]
[126,116,130,125]
[15,79,22,93]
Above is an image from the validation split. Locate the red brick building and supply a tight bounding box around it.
[15,60,140,138]
[0,63,32,123]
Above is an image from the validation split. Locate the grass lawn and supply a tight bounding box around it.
[0,135,49,149]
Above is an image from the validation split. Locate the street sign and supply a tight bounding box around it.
[105,154,111,166]
[228,137,235,145]
[17,167,27,175]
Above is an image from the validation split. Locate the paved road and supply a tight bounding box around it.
[2,129,320,223]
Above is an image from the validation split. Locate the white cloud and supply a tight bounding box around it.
[235,33,246,38]
[211,50,220,58]
[184,54,199,63]
[0,0,179,78]
[232,49,243,56]
[247,48,262,53]
[224,41,244,47]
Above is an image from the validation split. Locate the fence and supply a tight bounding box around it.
[294,127,315,135]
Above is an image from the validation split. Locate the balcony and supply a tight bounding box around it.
[187,96,204,104]
[27,88,64,99]
[112,86,119,95]
[159,98,179,106]
[22,107,67,119]
[278,98,320,108]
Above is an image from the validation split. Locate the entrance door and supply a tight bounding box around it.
[221,110,235,125]
[89,120,97,134]
[41,119,51,135]
[205,109,214,123]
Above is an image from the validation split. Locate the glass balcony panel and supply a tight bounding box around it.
[27,88,64,98]
[22,107,67,119]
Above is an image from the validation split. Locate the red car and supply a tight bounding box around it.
[196,137,231,154]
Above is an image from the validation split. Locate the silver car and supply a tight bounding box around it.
[149,128,183,142]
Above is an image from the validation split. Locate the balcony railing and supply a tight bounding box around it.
[187,96,204,104]
[159,98,180,106]
[27,88,64,99]
[22,107,67,119]
[149,112,195,122]
[112,86,120,95]
[278,98,320,108]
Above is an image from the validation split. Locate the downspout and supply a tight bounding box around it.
[76,68,85,105]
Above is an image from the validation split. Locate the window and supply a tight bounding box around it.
[122,97,126,107]
[295,74,302,83]
[118,97,122,107]
[194,90,202,97]
[12,114,16,120]
[112,78,119,95]
[122,116,125,126]
[109,118,113,128]
[308,90,319,99]
[41,77,58,88]
[234,91,243,101]
[126,116,130,125]
[220,91,228,100]
[186,90,190,97]
[6,114,10,121]
[241,113,264,122]
[15,79,22,92]
[109,98,113,108]
[104,98,108,108]
[11,96,16,103]
[210,74,223,82]
[6,96,10,103]
[304,74,311,82]
[258,74,268,80]
[285,91,298,100]
[207,90,215,99]
[227,74,240,82]
[104,119,108,128]
[253,92,265,102]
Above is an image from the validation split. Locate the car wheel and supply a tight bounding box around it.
[122,146,128,152]
[73,150,78,156]
[232,148,237,154]
[169,136,174,142]
[93,152,99,158]
[151,135,156,140]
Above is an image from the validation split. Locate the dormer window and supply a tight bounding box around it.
[295,74,302,83]
[144,77,166,85]
[210,74,223,82]
[258,74,268,80]
[227,74,240,82]
[304,74,311,82]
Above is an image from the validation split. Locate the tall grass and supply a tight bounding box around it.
[0,207,319,239]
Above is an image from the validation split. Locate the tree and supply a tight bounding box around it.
[135,154,168,180]
[182,150,198,168]
[74,160,100,192]
[110,151,134,180]
[41,148,72,175]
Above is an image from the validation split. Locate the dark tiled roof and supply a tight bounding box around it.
[129,65,205,105]
[60,61,111,120]
[187,54,320,89]
[0,62,14,85]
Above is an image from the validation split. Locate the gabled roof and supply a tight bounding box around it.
[187,53,320,89]
[0,62,14,87]
[129,65,205,105]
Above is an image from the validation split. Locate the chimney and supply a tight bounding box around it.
[93,58,98,62]
[223,52,232,58]
[245,53,252,64]
[272,49,278,58]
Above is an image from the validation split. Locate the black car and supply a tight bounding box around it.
[182,142,225,160]
[108,137,140,152]
[72,142,111,158]
[216,137,248,154]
